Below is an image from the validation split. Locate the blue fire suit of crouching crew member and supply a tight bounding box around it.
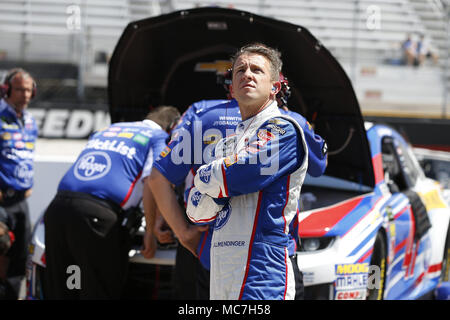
[0,98,38,299]
[43,109,175,299]
[153,99,241,299]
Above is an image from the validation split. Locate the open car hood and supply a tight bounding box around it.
[108,7,375,188]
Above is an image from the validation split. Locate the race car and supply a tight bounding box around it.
[297,122,450,300]
[25,7,450,300]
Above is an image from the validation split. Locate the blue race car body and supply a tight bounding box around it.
[297,123,450,300]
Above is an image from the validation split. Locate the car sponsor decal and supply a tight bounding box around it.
[335,263,369,300]
[418,189,448,211]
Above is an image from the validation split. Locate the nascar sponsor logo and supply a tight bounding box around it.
[214,203,231,230]
[336,263,369,275]
[14,160,34,188]
[2,148,34,160]
[117,132,134,139]
[335,263,368,291]
[257,129,275,142]
[198,164,212,184]
[74,151,111,181]
[160,146,171,158]
[266,124,286,135]
[190,190,202,207]
[335,289,366,300]
[84,139,137,160]
[103,131,117,137]
[224,154,238,167]
[133,134,149,146]
[212,116,240,127]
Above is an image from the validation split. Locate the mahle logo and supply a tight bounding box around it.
[74,151,111,181]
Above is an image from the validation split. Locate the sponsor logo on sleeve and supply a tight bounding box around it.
[257,129,275,142]
[214,202,231,231]
[190,190,202,207]
[266,124,286,135]
[160,146,171,158]
[224,154,238,167]
[198,164,212,184]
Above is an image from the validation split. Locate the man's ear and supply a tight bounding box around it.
[271,81,281,96]
[229,84,234,98]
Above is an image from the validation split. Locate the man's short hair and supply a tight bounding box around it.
[146,105,180,132]
[231,43,283,81]
[0,222,11,256]
[4,68,34,85]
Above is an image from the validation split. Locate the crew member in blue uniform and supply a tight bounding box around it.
[0,68,38,299]
[149,99,241,299]
[43,106,180,299]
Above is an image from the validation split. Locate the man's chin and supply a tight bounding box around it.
[15,105,28,112]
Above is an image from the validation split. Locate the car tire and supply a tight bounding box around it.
[440,227,450,283]
[367,231,387,300]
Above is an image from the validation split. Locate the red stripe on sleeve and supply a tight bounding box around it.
[221,163,229,197]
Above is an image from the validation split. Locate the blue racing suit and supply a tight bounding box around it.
[153,99,241,270]
[187,101,325,299]
[58,120,167,208]
[0,99,38,195]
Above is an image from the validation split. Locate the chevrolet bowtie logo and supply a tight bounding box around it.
[195,60,232,74]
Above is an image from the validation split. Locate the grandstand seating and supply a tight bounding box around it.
[0,0,447,116]
[172,0,449,113]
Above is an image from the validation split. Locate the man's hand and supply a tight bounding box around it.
[178,224,209,257]
[141,230,157,259]
[153,212,175,244]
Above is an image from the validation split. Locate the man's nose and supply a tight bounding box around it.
[243,68,253,79]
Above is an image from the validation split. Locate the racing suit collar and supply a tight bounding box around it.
[235,100,280,135]
[142,119,163,131]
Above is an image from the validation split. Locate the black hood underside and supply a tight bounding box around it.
[108,7,375,188]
